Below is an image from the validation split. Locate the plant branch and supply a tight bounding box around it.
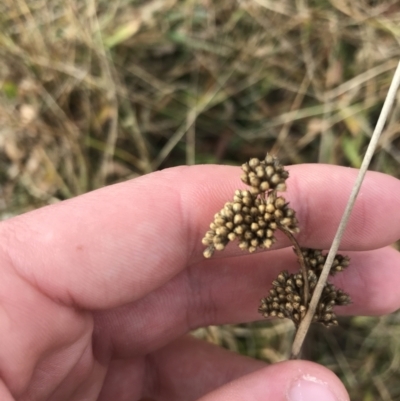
[279,225,310,306]
[291,60,400,359]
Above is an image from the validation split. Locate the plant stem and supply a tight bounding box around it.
[278,225,310,306]
[290,60,400,360]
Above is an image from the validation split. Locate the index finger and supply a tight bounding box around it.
[0,164,399,310]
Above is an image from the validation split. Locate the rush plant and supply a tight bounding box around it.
[202,62,400,359]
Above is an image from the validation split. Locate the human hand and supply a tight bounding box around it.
[0,164,399,401]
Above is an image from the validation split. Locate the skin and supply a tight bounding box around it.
[0,164,399,400]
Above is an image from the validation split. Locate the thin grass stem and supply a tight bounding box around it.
[291,60,400,359]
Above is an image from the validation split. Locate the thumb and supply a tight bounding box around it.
[198,360,349,401]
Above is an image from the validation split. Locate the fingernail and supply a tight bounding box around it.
[287,375,339,401]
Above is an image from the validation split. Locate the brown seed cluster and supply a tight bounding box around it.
[259,268,351,327]
[202,154,352,330]
[202,191,299,257]
[202,155,298,258]
[241,154,289,195]
[301,248,350,275]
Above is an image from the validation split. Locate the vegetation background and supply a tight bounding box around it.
[1,0,400,399]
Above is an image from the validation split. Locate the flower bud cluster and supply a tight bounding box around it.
[300,248,350,275]
[313,283,351,326]
[259,267,351,327]
[202,190,299,258]
[259,271,309,326]
[202,154,297,258]
[241,154,289,195]
[202,153,352,331]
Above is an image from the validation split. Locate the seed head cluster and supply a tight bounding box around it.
[259,255,351,327]
[202,154,352,330]
[300,248,350,275]
[241,154,289,194]
[202,154,298,258]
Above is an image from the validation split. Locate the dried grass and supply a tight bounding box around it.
[1,1,400,398]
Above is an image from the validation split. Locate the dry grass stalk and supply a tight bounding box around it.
[292,60,400,358]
